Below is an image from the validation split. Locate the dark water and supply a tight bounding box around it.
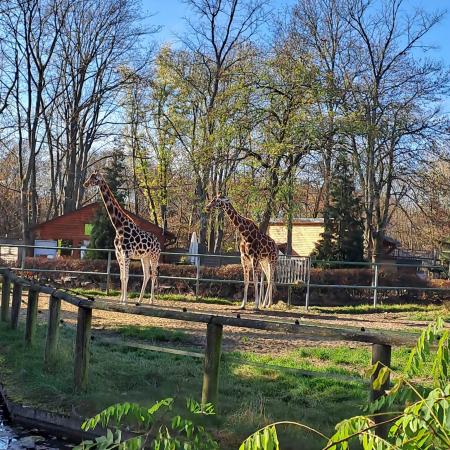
[0,405,75,450]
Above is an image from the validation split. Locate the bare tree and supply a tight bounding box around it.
[343,0,449,260]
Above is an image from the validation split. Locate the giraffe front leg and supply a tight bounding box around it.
[240,255,250,310]
[240,277,249,310]
[116,251,124,303]
[122,258,130,304]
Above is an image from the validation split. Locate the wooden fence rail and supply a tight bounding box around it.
[0,268,423,435]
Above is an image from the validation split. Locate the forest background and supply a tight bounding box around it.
[0,0,449,262]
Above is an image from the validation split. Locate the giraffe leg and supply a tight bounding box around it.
[115,249,125,303]
[139,258,151,304]
[260,260,271,308]
[122,258,130,304]
[149,257,159,304]
[259,269,265,308]
[252,259,260,310]
[240,254,250,310]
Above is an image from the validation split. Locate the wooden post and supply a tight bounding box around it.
[74,306,92,392]
[10,282,22,330]
[370,343,392,437]
[201,322,223,409]
[1,273,11,322]
[45,295,61,370]
[25,289,38,345]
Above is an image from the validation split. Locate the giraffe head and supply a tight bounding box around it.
[84,170,104,188]
[205,193,230,213]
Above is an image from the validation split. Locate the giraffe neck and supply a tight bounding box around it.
[98,179,132,231]
[223,203,258,241]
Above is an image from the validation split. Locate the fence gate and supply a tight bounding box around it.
[276,256,309,284]
[275,256,311,308]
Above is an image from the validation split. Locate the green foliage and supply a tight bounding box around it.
[242,318,450,450]
[240,425,279,450]
[313,153,364,265]
[75,398,219,450]
[87,147,128,259]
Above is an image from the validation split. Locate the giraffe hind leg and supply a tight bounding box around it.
[149,257,159,304]
[240,254,251,310]
[260,260,271,308]
[139,258,151,304]
[122,258,130,304]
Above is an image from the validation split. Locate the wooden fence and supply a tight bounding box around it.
[0,268,422,435]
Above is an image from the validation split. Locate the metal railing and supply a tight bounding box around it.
[0,242,449,309]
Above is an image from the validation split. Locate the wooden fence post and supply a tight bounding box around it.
[11,282,22,330]
[45,295,61,370]
[1,273,11,322]
[201,322,223,409]
[74,306,92,392]
[370,343,392,437]
[25,289,39,345]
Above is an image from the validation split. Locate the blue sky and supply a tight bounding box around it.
[143,0,450,58]
[142,0,450,110]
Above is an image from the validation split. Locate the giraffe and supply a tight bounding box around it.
[84,171,161,304]
[206,194,278,309]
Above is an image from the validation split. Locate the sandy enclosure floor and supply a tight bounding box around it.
[14,292,437,355]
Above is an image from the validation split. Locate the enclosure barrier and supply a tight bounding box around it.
[0,268,423,437]
[1,242,449,309]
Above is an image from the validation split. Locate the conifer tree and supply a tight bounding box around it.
[87,148,128,259]
[313,153,364,263]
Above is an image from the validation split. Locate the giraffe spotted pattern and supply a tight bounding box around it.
[206,194,278,309]
[84,171,161,304]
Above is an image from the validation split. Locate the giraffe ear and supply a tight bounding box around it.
[217,192,222,198]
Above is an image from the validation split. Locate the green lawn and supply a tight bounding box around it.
[0,315,435,449]
[0,321,380,449]
[73,288,237,306]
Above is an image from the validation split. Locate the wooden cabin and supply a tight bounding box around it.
[32,203,176,258]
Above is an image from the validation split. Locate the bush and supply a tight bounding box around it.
[18,257,442,306]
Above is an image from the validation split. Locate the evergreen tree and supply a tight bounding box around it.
[313,153,364,264]
[87,148,128,259]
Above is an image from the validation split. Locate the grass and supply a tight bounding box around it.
[73,288,237,306]
[310,303,450,322]
[73,287,450,320]
[113,324,190,343]
[0,321,376,450]
[309,303,441,315]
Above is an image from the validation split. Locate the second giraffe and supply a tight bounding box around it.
[206,194,278,309]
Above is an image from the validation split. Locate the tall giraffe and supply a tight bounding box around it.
[206,194,278,309]
[84,171,161,304]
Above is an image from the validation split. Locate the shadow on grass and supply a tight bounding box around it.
[311,304,443,315]
[0,321,368,450]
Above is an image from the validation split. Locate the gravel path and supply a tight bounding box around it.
[19,293,435,355]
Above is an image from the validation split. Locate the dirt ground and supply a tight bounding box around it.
[17,293,436,355]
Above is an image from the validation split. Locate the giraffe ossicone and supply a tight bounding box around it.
[84,171,161,304]
[206,193,278,309]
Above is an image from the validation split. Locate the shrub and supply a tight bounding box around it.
[18,257,440,306]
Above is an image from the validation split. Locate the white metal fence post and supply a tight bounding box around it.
[373,263,379,307]
[305,258,311,310]
[20,246,26,269]
[106,250,112,295]
[195,254,201,298]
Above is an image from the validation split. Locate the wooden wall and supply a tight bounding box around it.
[268,223,324,256]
